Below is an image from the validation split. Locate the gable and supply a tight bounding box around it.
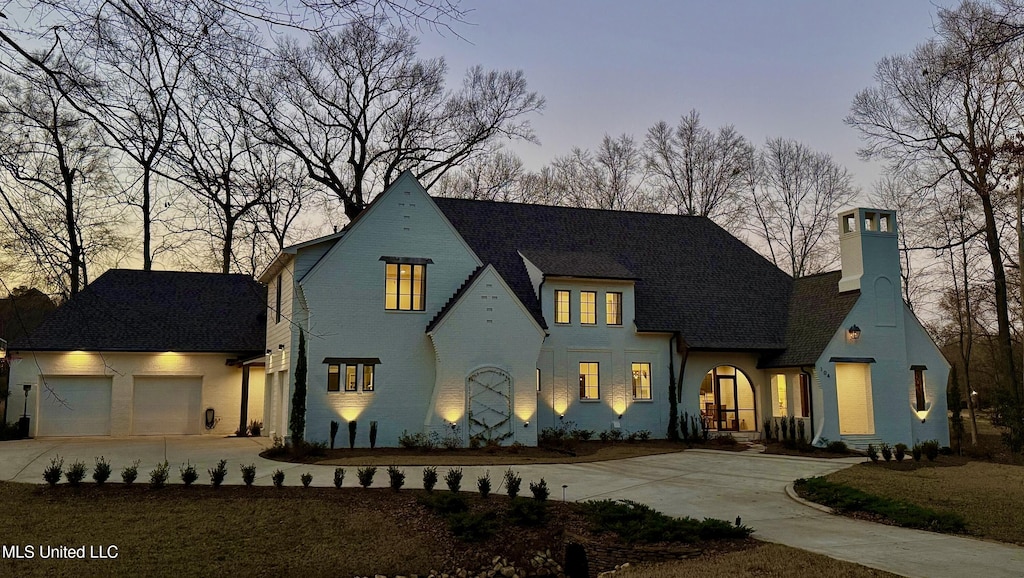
[427,265,545,338]
[303,172,482,286]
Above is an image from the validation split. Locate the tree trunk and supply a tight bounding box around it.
[142,167,153,270]
[979,190,1020,399]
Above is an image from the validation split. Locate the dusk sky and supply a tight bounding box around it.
[417,0,957,196]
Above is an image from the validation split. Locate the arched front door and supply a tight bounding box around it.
[466,367,513,444]
[699,366,757,432]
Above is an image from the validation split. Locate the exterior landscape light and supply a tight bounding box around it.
[848,325,861,340]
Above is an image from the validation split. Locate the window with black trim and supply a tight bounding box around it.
[325,358,380,393]
[912,366,926,411]
[579,362,599,400]
[363,365,375,392]
[327,364,340,392]
[345,364,358,392]
[581,291,596,325]
[606,292,622,325]
[555,290,570,324]
[275,274,282,324]
[384,261,426,311]
[632,362,651,399]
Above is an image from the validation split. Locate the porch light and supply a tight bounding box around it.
[847,325,861,340]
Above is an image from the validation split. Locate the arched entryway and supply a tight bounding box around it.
[699,366,757,432]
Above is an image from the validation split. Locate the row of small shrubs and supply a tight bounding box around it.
[867,440,944,463]
[539,420,652,448]
[579,499,752,544]
[397,428,463,450]
[763,416,809,445]
[794,476,966,533]
[41,455,317,489]
[262,435,328,459]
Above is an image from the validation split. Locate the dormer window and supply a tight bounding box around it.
[581,291,596,325]
[555,290,570,324]
[382,257,431,311]
[606,292,622,326]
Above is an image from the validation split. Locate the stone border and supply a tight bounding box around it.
[785,483,834,514]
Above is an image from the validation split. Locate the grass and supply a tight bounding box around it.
[0,482,452,577]
[616,542,899,577]
[794,477,966,533]
[824,459,1024,544]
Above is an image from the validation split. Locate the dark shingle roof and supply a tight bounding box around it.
[760,271,860,368]
[434,198,794,350]
[519,249,637,280]
[11,270,266,354]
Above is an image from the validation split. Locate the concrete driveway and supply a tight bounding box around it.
[2,437,1022,577]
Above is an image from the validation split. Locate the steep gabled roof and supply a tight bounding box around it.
[760,271,860,368]
[433,197,794,350]
[11,269,266,355]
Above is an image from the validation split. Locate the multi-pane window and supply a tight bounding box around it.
[327,364,340,392]
[345,365,358,392]
[385,262,426,311]
[363,365,375,392]
[631,362,651,399]
[579,362,599,400]
[913,366,926,411]
[327,361,377,393]
[555,290,570,324]
[606,292,622,325]
[580,291,596,325]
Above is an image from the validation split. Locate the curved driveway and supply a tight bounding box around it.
[2,437,1022,577]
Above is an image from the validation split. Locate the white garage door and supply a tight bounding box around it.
[132,377,202,435]
[37,376,113,437]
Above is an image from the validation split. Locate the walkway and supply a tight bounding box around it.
[1,437,1021,577]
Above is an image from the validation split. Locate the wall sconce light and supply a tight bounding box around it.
[523,421,529,428]
[266,349,272,355]
[617,414,623,419]
[278,344,285,350]
[847,325,861,340]
[558,414,564,420]
[449,421,458,429]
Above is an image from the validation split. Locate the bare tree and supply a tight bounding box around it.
[644,110,754,224]
[847,0,1021,402]
[0,70,124,297]
[549,134,649,211]
[750,138,858,278]
[252,17,543,220]
[432,148,528,202]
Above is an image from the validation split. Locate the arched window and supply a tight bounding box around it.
[699,366,757,432]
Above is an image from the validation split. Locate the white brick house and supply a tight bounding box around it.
[260,173,950,448]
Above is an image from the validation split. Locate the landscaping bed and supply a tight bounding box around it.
[0,480,751,578]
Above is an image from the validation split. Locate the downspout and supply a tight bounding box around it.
[801,366,815,444]
[677,337,689,404]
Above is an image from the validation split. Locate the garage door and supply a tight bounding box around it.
[37,376,113,436]
[132,377,202,435]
